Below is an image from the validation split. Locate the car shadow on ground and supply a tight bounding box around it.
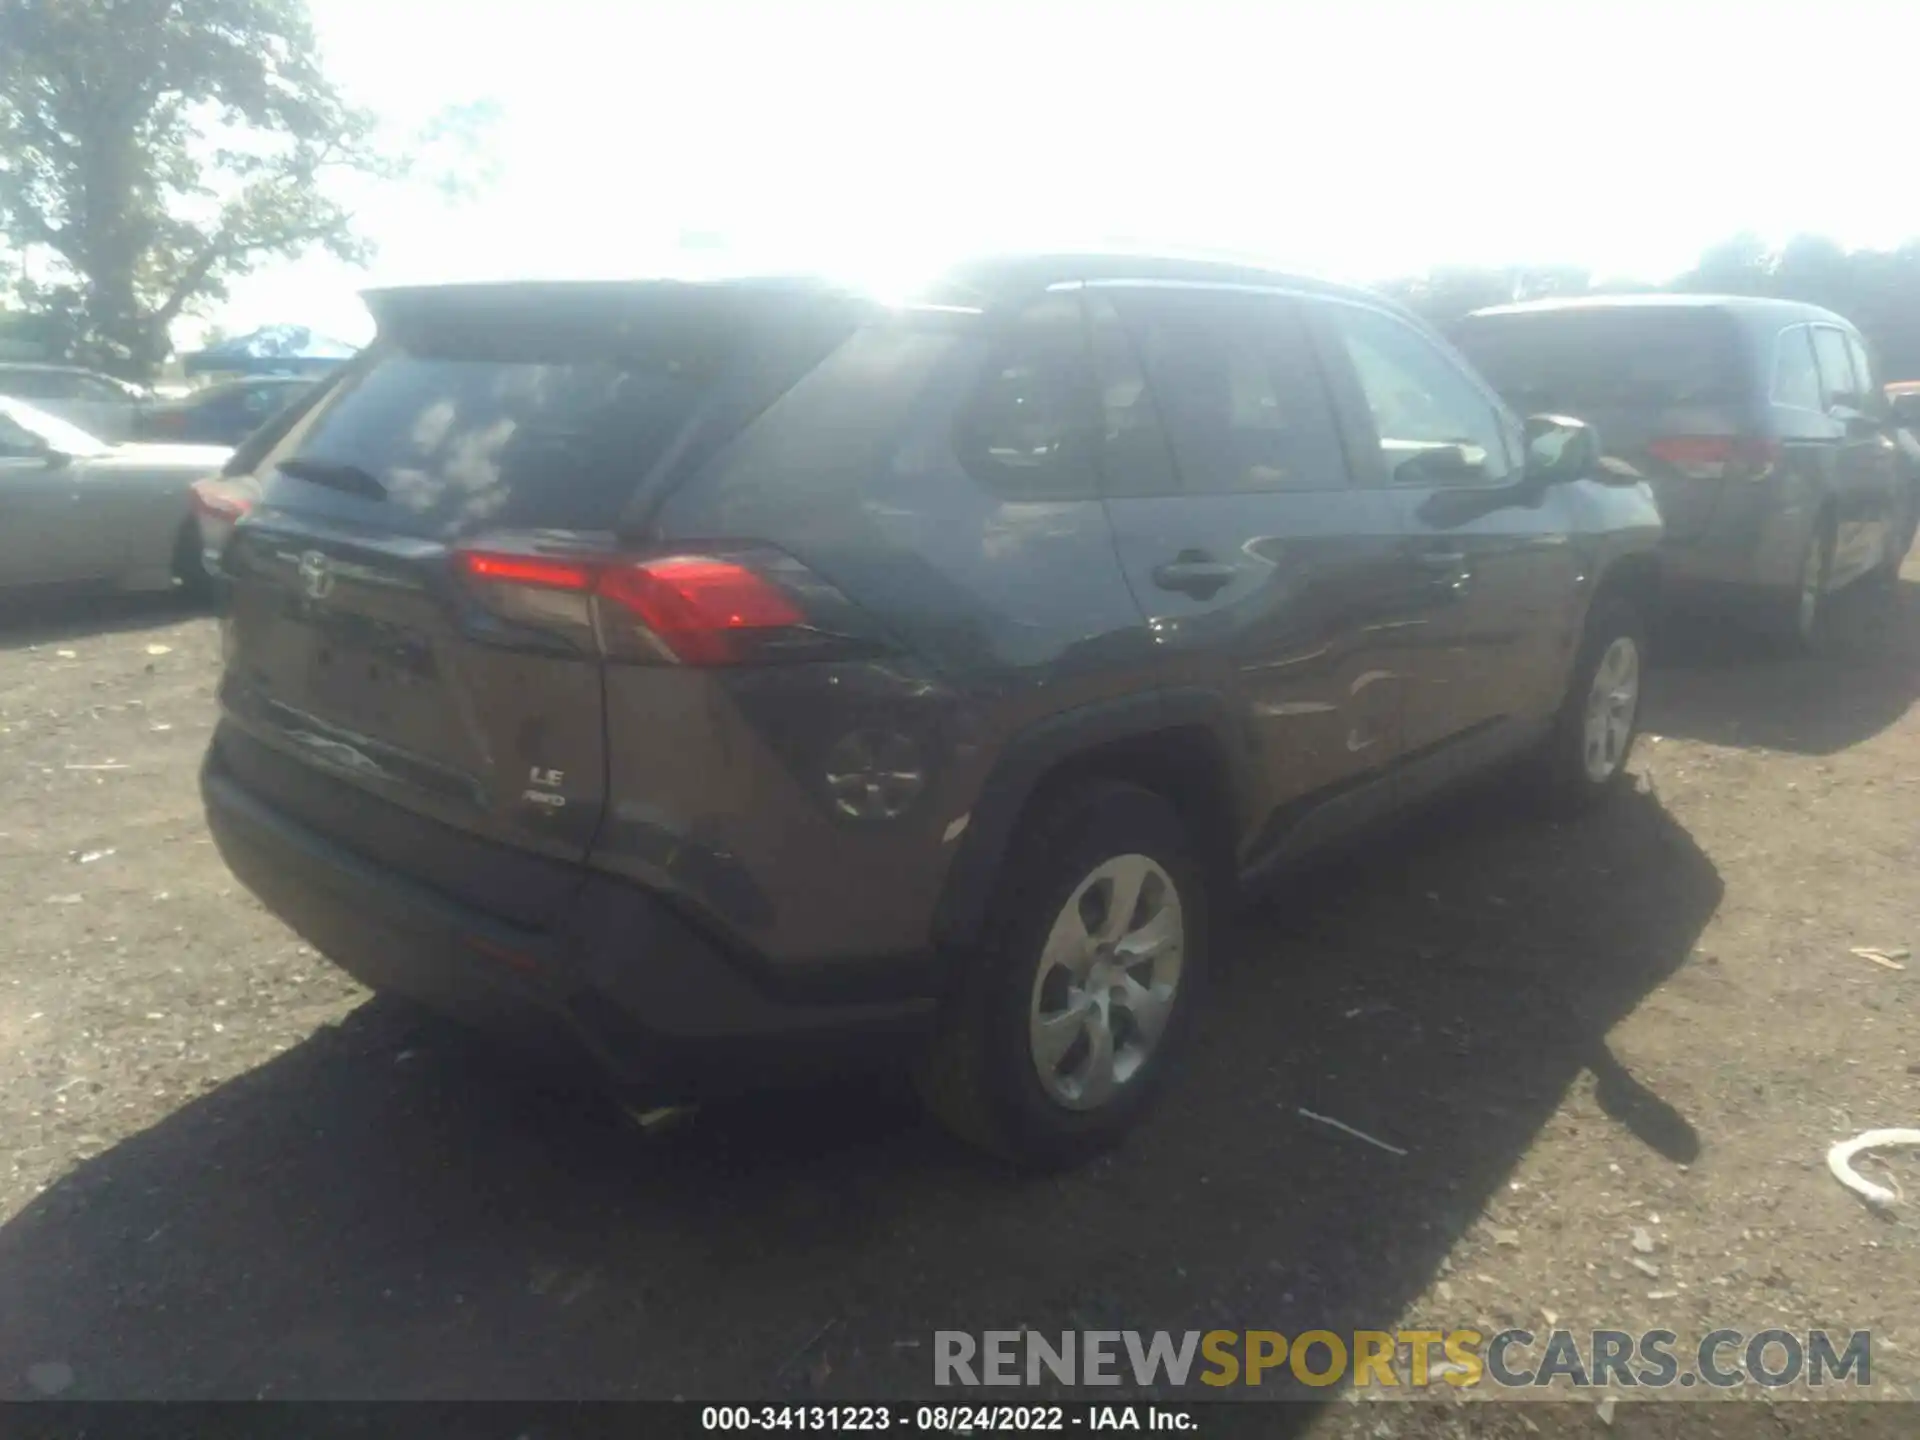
[0,589,212,652]
[0,779,1721,1418]
[1644,577,1920,755]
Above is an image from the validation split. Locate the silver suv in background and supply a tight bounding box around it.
[1453,295,1916,647]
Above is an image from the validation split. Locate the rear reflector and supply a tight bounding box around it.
[457,552,598,591]
[1646,435,1780,480]
[455,549,810,666]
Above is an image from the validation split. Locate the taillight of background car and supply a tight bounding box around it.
[1645,435,1781,482]
[190,477,253,524]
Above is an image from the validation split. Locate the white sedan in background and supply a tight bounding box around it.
[0,397,231,596]
[0,362,149,440]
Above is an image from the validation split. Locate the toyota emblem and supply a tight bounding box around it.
[298,550,335,601]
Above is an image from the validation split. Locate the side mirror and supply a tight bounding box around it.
[1523,414,1599,484]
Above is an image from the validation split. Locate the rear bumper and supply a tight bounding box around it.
[1658,468,1835,602]
[201,751,935,1100]
[1659,486,1815,597]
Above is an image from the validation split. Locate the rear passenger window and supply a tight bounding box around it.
[956,295,1100,502]
[1099,289,1349,495]
[1811,327,1861,410]
[1845,335,1886,416]
[1328,303,1512,488]
[1771,327,1822,410]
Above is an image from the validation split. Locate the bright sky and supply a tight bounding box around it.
[211,0,1920,347]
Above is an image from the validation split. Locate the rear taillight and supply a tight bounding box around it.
[189,478,251,522]
[1646,435,1780,481]
[595,556,805,666]
[454,547,827,666]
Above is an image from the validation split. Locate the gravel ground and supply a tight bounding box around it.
[0,572,1915,1433]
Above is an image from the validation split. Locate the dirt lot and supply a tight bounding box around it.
[0,571,1915,1432]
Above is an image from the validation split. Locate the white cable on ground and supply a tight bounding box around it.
[1826,1129,1920,1209]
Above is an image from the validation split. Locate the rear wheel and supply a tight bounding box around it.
[1533,595,1645,814]
[916,781,1207,1169]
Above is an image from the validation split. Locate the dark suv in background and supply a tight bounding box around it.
[200,255,1661,1167]
[138,375,314,446]
[1453,295,1917,648]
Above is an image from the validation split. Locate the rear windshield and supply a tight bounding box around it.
[259,286,859,536]
[1451,308,1745,413]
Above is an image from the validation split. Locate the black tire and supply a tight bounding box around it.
[915,780,1209,1170]
[1773,514,1835,653]
[1533,594,1647,816]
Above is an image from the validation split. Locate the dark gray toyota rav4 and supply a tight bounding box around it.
[201,254,1662,1167]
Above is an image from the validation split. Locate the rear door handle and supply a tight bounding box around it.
[1152,551,1237,598]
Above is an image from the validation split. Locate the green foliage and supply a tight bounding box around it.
[0,0,489,378]
[1387,235,1920,380]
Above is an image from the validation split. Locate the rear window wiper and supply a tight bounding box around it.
[275,456,388,499]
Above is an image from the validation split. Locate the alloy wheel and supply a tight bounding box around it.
[1027,854,1185,1111]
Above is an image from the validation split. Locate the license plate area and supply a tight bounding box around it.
[303,611,439,735]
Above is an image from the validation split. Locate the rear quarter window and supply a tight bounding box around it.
[954,295,1100,502]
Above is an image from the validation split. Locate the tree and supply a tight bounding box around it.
[1376,234,1920,379]
[0,0,420,376]
[1380,266,1517,327]
[1772,235,1853,314]
[1671,231,1772,296]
